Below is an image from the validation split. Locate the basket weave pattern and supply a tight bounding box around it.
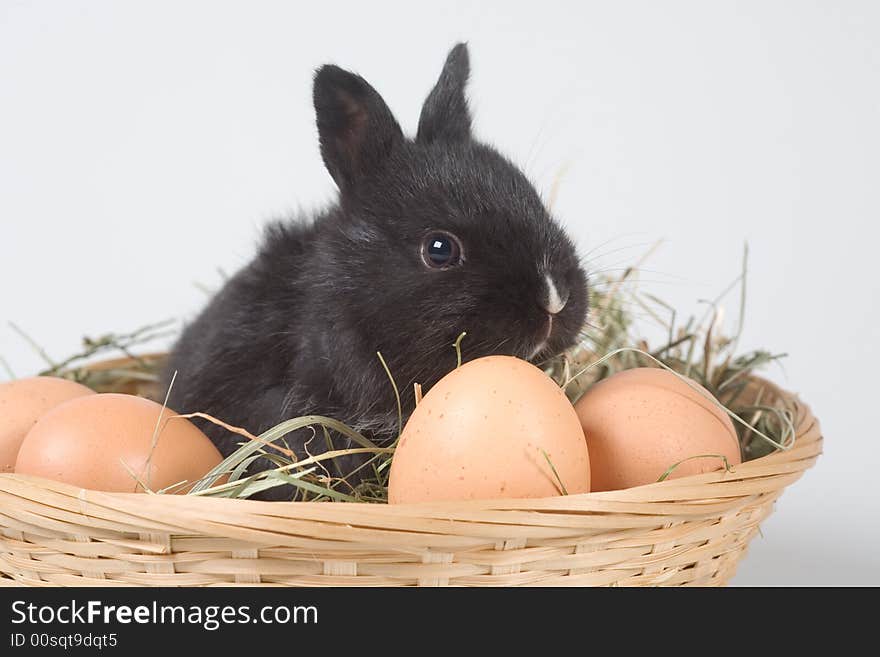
[0,378,821,587]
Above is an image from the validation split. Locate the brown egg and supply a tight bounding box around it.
[15,393,223,493]
[0,376,95,473]
[574,367,741,491]
[388,356,590,503]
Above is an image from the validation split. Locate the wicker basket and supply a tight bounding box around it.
[0,358,821,587]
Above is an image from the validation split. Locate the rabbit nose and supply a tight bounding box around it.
[542,274,569,315]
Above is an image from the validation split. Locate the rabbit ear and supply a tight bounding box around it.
[417,43,472,144]
[313,65,403,189]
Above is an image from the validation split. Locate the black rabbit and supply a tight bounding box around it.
[163,43,589,499]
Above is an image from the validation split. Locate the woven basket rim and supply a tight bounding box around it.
[0,364,822,586]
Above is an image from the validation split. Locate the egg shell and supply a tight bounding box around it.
[15,393,223,493]
[574,367,741,491]
[388,355,590,503]
[0,377,95,473]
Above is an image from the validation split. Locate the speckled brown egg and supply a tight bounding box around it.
[388,355,590,503]
[574,367,741,491]
[0,376,95,473]
[15,393,223,493]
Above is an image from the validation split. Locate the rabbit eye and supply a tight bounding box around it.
[421,232,463,269]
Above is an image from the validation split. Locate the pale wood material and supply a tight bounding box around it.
[0,368,821,587]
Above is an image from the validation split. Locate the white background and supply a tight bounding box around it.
[2,1,877,584]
